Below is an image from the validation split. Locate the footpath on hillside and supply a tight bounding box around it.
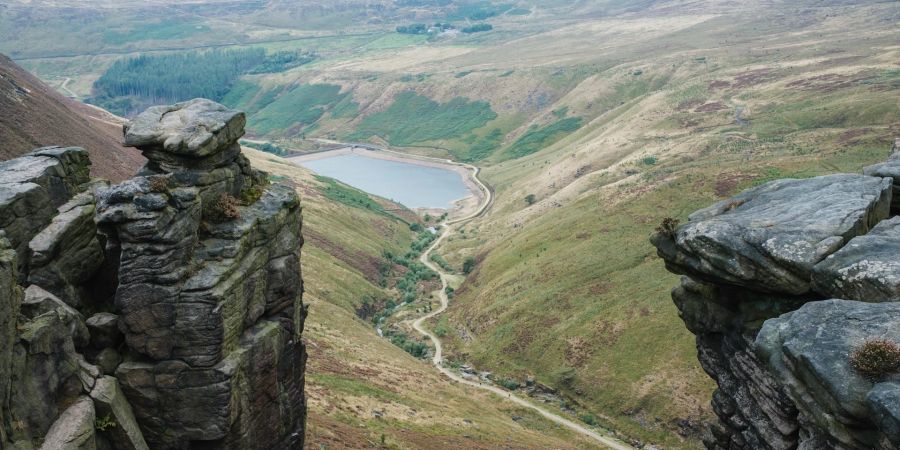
[405,155,633,450]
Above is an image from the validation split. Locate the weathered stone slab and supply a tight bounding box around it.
[868,382,900,448]
[0,234,22,445]
[85,313,121,349]
[0,147,91,279]
[21,285,89,348]
[89,376,149,450]
[756,299,900,449]
[123,99,245,158]
[39,396,96,450]
[28,190,104,307]
[864,139,900,213]
[672,277,803,449]
[812,216,900,301]
[116,319,304,448]
[653,174,892,295]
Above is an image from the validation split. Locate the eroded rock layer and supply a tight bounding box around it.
[0,99,306,450]
[652,141,900,450]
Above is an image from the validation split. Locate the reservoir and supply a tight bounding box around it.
[295,153,471,209]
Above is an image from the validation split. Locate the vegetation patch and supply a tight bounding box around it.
[247,50,316,74]
[241,140,289,156]
[462,24,493,34]
[385,330,429,359]
[250,84,350,135]
[850,338,900,381]
[204,194,241,224]
[315,175,388,215]
[102,19,209,45]
[349,91,497,146]
[90,49,267,115]
[506,117,583,159]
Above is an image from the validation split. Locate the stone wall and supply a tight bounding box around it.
[652,143,900,449]
[0,99,306,449]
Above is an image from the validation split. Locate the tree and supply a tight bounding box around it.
[524,194,536,205]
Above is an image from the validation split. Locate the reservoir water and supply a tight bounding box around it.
[298,153,471,209]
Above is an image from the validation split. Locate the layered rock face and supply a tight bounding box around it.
[0,99,306,449]
[652,143,900,449]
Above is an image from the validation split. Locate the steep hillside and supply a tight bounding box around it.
[428,3,899,448]
[0,54,143,181]
[244,149,606,449]
[7,0,899,447]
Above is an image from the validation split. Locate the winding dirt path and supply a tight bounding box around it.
[411,164,633,450]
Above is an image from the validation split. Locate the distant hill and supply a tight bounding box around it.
[0,54,143,181]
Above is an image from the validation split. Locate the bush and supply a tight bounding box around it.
[498,378,520,390]
[850,338,900,381]
[524,194,536,205]
[462,256,476,274]
[147,176,169,193]
[461,23,493,33]
[642,155,658,165]
[204,194,241,223]
[579,413,598,426]
[656,217,680,237]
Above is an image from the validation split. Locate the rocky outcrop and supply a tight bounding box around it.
[757,300,900,449]
[0,99,306,449]
[652,142,900,449]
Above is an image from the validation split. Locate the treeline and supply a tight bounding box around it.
[396,22,454,35]
[248,50,316,74]
[396,21,492,35]
[93,49,266,106]
[462,23,492,33]
[90,48,316,116]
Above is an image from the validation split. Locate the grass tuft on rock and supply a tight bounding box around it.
[204,193,241,223]
[850,338,900,381]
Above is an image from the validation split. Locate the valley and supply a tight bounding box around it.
[2,0,898,448]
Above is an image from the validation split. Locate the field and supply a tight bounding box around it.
[6,0,900,447]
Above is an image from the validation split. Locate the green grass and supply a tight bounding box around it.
[314,175,387,214]
[506,117,583,159]
[249,84,348,135]
[348,91,497,146]
[102,19,210,45]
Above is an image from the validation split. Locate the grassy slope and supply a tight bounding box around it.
[428,4,900,448]
[13,1,899,447]
[244,149,605,449]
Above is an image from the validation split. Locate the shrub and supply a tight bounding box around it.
[147,176,169,193]
[240,183,266,205]
[850,338,900,381]
[462,256,476,274]
[461,23,493,33]
[579,413,598,426]
[642,155,658,165]
[204,194,241,223]
[524,194,536,205]
[656,217,680,237]
[95,414,117,432]
[498,378,520,390]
